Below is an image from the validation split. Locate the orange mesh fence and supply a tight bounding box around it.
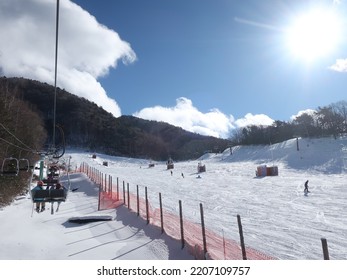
[80,163,276,260]
[99,189,275,260]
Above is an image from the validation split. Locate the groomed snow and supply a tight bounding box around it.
[0,136,346,260]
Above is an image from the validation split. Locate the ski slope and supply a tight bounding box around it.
[0,136,346,260]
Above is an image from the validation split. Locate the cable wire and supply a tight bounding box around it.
[0,123,38,153]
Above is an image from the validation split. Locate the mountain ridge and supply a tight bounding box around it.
[0,77,231,160]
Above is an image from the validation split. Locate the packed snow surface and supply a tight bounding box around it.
[1,136,346,260]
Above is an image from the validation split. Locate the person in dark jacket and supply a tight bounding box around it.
[54,183,66,212]
[33,181,45,212]
[304,180,309,193]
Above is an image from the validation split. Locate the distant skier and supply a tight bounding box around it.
[304,180,309,193]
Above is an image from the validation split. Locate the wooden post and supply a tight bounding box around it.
[296,137,299,151]
[237,214,247,260]
[159,193,164,233]
[200,203,207,259]
[116,177,119,201]
[222,229,226,260]
[108,175,111,194]
[127,183,130,209]
[136,185,140,216]
[97,184,101,211]
[145,186,149,224]
[110,176,112,198]
[321,238,330,260]
[123,181,126,205]
[179,200,185,249]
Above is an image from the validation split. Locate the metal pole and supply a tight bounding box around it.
[127,183,130,209]
[237,214,247,260]
[137,185,139,216]
[159,193,164,233]
[321,238,330,260]
[179,200,185,249]
[145,187,149,224]
[52,0,60,148]
[200,203,207,259]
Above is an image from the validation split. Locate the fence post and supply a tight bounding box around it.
[127,183,130,209]
[123,181,126,204]
[137,185,140,216]
[110,176,112,198]
[200,203,207,259]
[108,175,111,194]
[179,200,185,249]
[321,238,330,260]
[145,186,149,224]
[98,184,101,211]
[237,214,247,260]
[104,173,107,192]
[222,229,226,260]
[159,193,164,234]
[116,177,119,201]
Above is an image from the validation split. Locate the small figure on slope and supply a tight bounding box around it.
[304,180,309,194]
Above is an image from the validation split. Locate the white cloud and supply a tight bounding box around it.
[290,109,317,121]
[329,59,347,72]
[234,113,274,128]
[134,97,235,139]
[134,97,276,139]
[0,0,136,116]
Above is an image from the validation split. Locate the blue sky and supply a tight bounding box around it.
[1,0,347,138]
[73,0,347,116]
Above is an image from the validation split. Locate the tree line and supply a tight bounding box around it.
[0,77,230,162]
[0,79,46,206]
[230,101,347,146]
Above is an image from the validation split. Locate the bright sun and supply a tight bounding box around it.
[286,9,342,62]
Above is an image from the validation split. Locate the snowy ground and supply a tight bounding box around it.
[0,172,193,260]
[0,136,346,260]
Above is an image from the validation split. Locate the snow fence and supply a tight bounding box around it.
[80,162,276,260]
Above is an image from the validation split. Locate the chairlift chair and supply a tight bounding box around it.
[1,157,19,176]
[31,188,67,204]
[18,158,30,172]
[31,185,67,215]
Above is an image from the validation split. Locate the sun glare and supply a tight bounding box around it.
[286,9,342,62]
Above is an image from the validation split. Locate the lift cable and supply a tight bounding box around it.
[0,123,38,154]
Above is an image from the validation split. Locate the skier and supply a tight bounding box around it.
[304,180,309,194]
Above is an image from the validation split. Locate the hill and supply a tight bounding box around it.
[0,77,230,160]
[1,135,346,262]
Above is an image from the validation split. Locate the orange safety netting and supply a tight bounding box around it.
[99,190,276,260]
[80,163,276,260]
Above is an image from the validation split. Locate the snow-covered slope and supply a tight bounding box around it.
[1,136,346,260]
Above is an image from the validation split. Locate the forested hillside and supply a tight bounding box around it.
[0,77,230,161]
[230,101,347,146]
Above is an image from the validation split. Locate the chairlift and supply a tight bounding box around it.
[30,159,70,215]
[1,157,19,176]
[31,188,67,204]
[18,158,30,172]
[31,186,67,215]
